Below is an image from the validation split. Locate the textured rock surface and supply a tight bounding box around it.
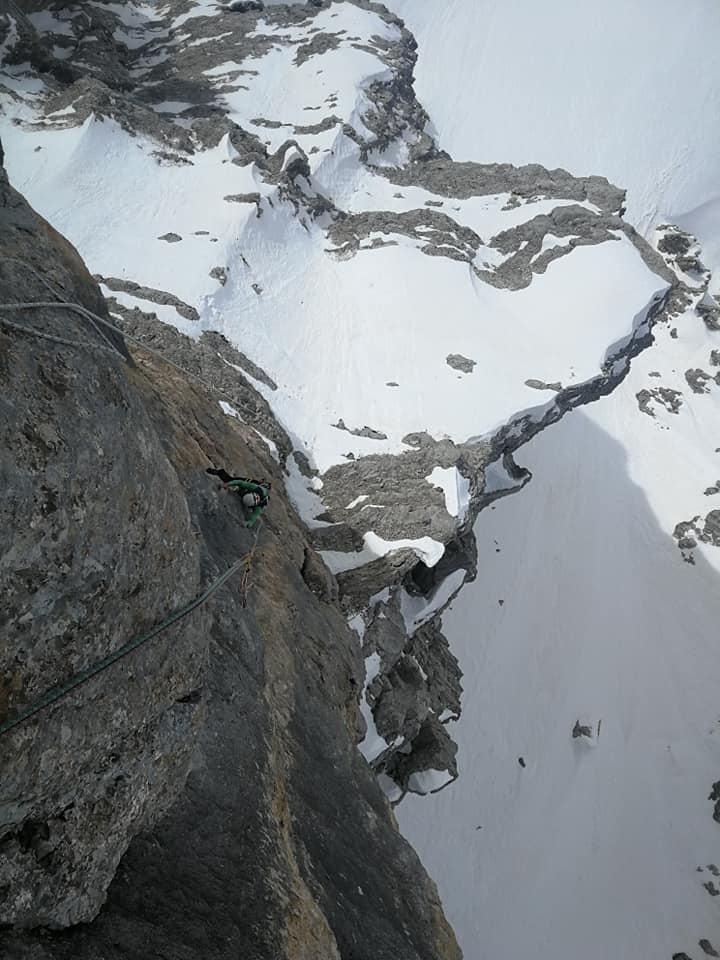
[0,152,206,928]
[0,145,460,958]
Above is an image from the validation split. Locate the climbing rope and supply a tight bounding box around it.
[0,552,254,739]
[0,305,127,359]
[0,256,128,359]
[239,517,264,607]
[0,312,122,357]
[0,258,270,738]
[0,257,273,425]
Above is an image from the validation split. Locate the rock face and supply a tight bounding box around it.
[0,155,207,929]
[0,144,460,957]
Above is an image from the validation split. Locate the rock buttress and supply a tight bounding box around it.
[0,151,460,958]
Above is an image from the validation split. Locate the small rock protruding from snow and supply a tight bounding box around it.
[227,1,264,12]
[445,353,476,374]
[699,939,720,958]
[333,419,388,440]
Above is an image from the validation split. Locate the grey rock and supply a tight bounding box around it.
[327,208,481,265]
[372,653,431,746]
[704,511,720,546]
[96,275,199,322]
[636,387,683,417]
[658,232,692,257]
[224,192,263,217]
[158,232,182,243]
[446,353,476,374]
[386,158,626,214]
[209,266,228,285]
[698,300,720,331]
[0,164,205,929]
[311,522,365,554]
[700,939,720,958]
[295,31,342,66]
[686,368,715,394]
[674,511,720,559]
[301,546,339,603]
[293,114,342,134]
[228,0,264,11]
[525,378,562,392]
[107,302,286,450]
[292,449,316,478]
[333,418,388,440]
[383,717,458,795]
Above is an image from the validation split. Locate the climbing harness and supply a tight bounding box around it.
[239,517,263,607]
[0,258,269,739]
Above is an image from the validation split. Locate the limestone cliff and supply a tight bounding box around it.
[0,146,460,959]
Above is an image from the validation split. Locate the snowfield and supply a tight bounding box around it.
[399,328,720,956]
[386,4,720,957]
[0,2,670,474]
[385,0,720,262]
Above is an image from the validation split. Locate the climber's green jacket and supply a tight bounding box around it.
[226,478,270,528]
[206,467,271,528]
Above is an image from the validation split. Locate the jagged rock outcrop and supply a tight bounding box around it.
[0,148,460,958]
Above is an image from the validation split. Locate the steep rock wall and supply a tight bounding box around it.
[0,142,460,959]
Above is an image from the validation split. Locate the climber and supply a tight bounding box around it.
[206,467,270,528]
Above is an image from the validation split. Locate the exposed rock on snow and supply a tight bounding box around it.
[97,274,200,322]
[446,353,476,374]
[525,378,562,392]
[636,385,683,416]
[333,418,388,440]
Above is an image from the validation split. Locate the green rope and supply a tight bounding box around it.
[0,555,248,739]
[0,259,269,738]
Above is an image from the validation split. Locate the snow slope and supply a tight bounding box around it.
[386,0,720,275]
[385,5,720,956]
[400,376,720,958]
[0,1,669,474]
